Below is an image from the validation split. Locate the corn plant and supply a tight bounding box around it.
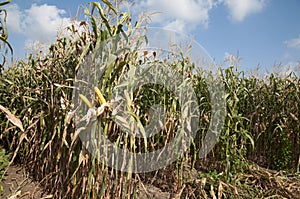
[0,1,299,198]
[0,0,13,74]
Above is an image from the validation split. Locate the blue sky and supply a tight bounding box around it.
[3,0,300,73]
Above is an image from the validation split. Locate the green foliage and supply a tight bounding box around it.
[0,1,149,197]
[237,71,300,171]
[0,0,299,198]
[0,148,10,195]
[0,149,9,176]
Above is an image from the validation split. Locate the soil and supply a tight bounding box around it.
[1,165,50,199]
[1,165,170,199]
[1,163,299,198]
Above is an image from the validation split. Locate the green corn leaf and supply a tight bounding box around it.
[92,2,112,36]
[102,0,117,15]
[103,53,117,87]
[84,8,98,40]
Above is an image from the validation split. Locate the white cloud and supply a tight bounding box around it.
[5,3,71,50]
[164,19,186,33]
[130,0,270,32]
[220,0,267,22]
[5,4,23,33]
[285,35,300,49]
[131,0,216,32]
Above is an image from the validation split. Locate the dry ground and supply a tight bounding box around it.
[1,165,170,199]
[1,166,50,199]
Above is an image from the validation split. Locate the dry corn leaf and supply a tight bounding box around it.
[0,104,24,132]
[218,181,224,199]
[210,184,217,199]
[8,190,21,199]
[40,195,54,199]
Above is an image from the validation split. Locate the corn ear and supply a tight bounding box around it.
[79,94,92,108]
[94,86,106,104]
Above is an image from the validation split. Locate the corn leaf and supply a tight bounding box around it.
[0,104,24,132]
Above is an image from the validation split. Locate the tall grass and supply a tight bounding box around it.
[0,1,299,198]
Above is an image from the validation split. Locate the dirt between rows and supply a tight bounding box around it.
[1,166,47,199]
[1,165,171,199]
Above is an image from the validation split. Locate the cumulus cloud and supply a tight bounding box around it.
[3,1,271,56]
[131,0,216,32]
[220,0,268,22]
[285,35,300,49]
[163,19,186,33]
[4,4,23,33]
[130,0,270,32]
[5,3,72,51]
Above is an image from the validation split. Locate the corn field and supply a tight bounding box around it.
[0,1,300,198]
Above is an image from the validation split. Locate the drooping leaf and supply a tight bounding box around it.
[0,104,24,132]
